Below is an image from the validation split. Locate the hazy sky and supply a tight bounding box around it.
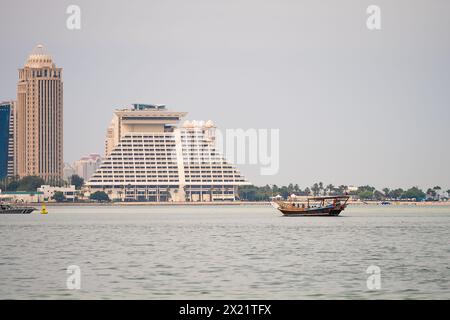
[1,0,449,189]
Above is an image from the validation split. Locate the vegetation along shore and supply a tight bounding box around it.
[1,176,449,204]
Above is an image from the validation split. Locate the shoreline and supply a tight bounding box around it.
[348,200,450,206]
[9,200,450,207]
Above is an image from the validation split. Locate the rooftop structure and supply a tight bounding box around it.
[24,44,55,68]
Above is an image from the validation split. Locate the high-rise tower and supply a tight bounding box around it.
[0,101,16,180]
[16,45,63,183]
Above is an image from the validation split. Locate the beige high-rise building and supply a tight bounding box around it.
[16,44,63,183]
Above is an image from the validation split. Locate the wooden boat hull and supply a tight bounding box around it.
[279,207,343,217]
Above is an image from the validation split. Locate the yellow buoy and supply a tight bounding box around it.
[41,203,48,214]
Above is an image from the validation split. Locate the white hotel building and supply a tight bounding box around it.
[87,104,250,202]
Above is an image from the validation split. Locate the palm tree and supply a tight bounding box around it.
[382,188,390,198]
[433,186,441,200]
[304,187,311,196]
[0,178,7,191]
[426,188,436,200]
[338,185,347,194]
[326,184,335,195]
[311,183,319,196]
[374,190,385,201]
[288,183,294,193]
[272,184,279,194]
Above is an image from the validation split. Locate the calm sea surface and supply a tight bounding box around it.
[0,205,449,299]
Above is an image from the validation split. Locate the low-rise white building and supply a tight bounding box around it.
[288,194,309,201]
[0,191,44,203]
[37,185,77,201]
[346,186,359,193]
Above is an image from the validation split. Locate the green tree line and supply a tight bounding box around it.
[238,183,449,202]
[1,176,448,203]
[1,174,85,192]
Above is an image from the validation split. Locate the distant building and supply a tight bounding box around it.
[288,194,308,201]
[37,185,77,201]
[0,185,76,203]
[73,154,102,181]
[16,44,63,183]
[346,186,359,193]
[0,191,44,203]
[0,101,16,179]
[63,162,75,181]
[88,103,250,201]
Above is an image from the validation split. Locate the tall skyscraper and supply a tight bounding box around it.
[0,101,16,180]
[16,45,63,183]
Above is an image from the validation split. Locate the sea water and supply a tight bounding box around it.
[0,205,449,299]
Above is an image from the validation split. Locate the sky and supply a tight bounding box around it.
[0,0,449,189]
